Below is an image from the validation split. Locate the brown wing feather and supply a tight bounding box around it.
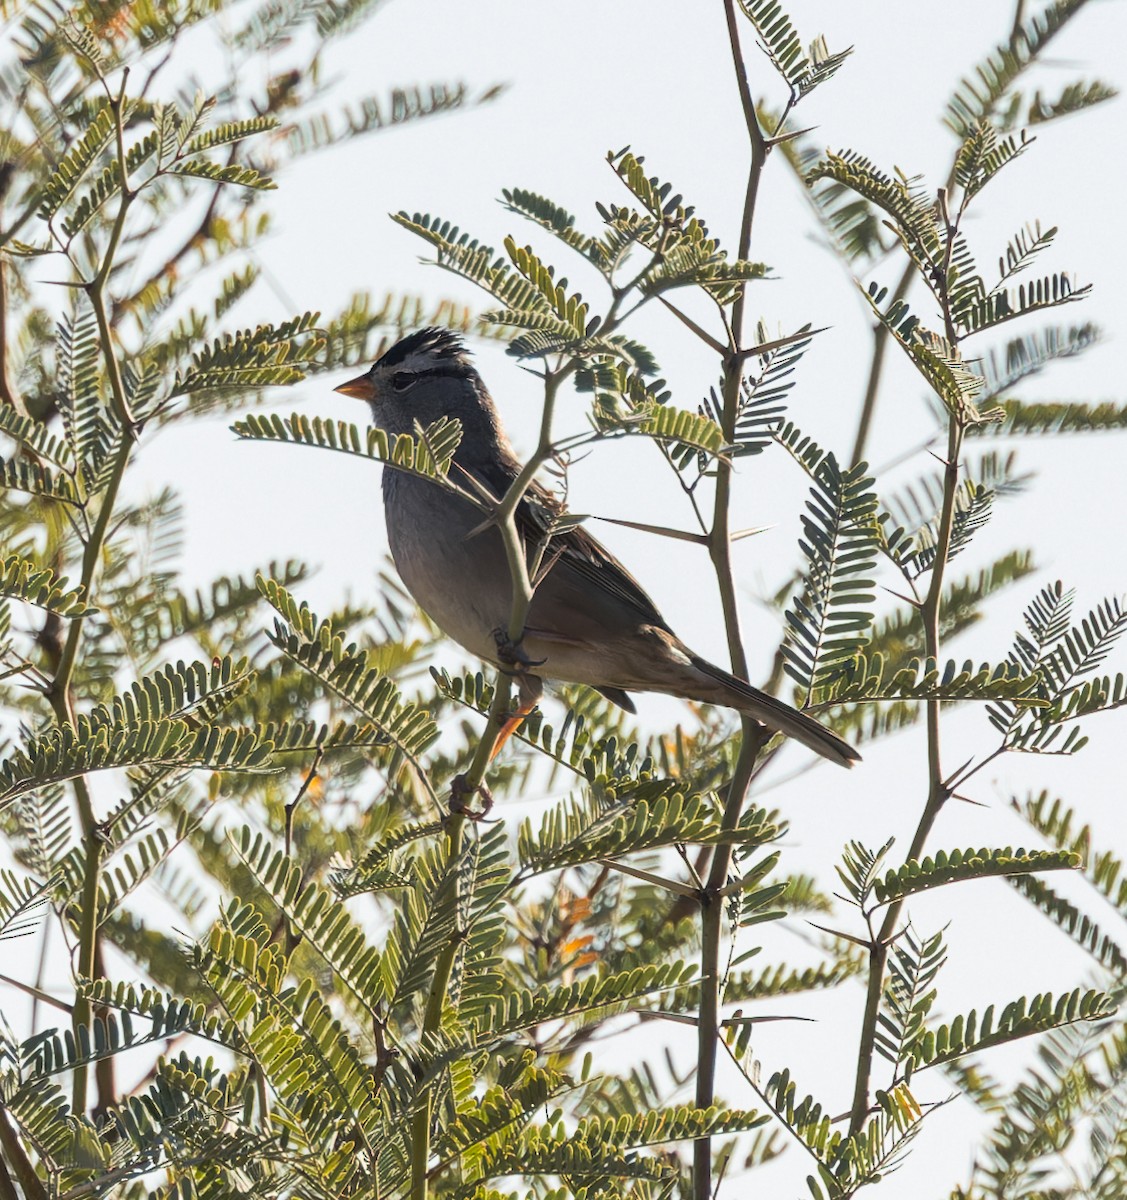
[460,453,674,635]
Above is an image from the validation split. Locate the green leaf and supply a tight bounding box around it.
[173,314,322,395]
[782,453,878,703]
[872,846,1079,904]
[944,1,1092,136]
[1027,78,1118,123]
[0,555,90,617]
[166,159,275,190]
[36,105,116,220]
[0,718,274,808]
[910,988,1116,1070]
[737,2,852,95]
[258,579,439,761]
[517,791,780,876]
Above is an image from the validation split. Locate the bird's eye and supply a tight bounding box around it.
[390,372,415,392]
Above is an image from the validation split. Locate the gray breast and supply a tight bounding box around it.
[382,469,514,663]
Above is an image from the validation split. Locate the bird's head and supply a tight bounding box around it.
[335,328,504,457]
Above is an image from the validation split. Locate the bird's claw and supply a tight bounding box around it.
[492,628,546,670]
[449,773,494,820]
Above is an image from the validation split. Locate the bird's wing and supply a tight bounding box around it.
[456,454,673,636]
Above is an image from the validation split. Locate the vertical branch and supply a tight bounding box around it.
[693,4,772,1196]
[410,812,465,1200]
[850,260,913,467]
[45,69,138,1117]
[848,190,967,1129]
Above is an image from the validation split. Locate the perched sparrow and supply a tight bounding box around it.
[335,328,859,769]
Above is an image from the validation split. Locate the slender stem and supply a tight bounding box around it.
[693,7,772,1197]
[848,417,964,1134]
[410,811,465,1200]
[850,259,913,467]
[0,1110,46,1200]
[45,72,138,1116]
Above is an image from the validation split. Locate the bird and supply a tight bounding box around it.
[334,327,860,770]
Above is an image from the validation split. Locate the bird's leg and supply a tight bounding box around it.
[448,658,543,820]
[489,669,543,760]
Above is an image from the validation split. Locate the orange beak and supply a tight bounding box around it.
[334,373,376,401]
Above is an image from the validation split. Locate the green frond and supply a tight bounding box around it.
[807,152,942,274]
[61,131,160,238]
[35,103,116,220]
[230,828,385,1012]
[201,925,384,1147]
[517,791,780,876]
[968,396,1127,437]
[772,417,830,477]
[173,313,322,395]
[772,119,893,266]
[212,264,259,318]
[1009,875,1127,978]
[958,271,1090,338]
[167,158,275,190]
[57,303,111,480]
[184,114,278,153]
[763,1068,840,1161]
[1016,790,1127,915]
[701,324,814,459]
[501,187,604,265]
[466,962,694,1038]
[1028,78,1118,123]
[909,987,1116,1071]
[502,236,590,338]
[872,846,1079,905]
[79,980,244,1051]
[953,121,1033,200]
[833,1084,923,1187]
[140,560,309,649]
[260,578,438,760]
[0,408,72,470]
[289,83,473,157]
[944,0,1090,136]
[965,322,1099,409]
[861,284,986,417]
[605,148,703,231]
[876,928,946,1070]
[737,2,852,96]
[836,838,894,905]
[479,1106,769,1180]
[782,453,878,703]
[992,590,1127,753]
[330,819,443,896]
[0,867,49,940]
[595,392,728,459]
[392,211,547,318]
[0,717,273,809]
[880,449,1027,577]
[820,654,1044,707]
[98,657,250,725]
[0,554,89,617]
[232,410,463,484]
[722,955,862,1003]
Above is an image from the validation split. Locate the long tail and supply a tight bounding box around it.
[689,654,860,769]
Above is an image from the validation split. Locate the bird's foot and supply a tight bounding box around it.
[491,628,546,670]
[449,773,494,820]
